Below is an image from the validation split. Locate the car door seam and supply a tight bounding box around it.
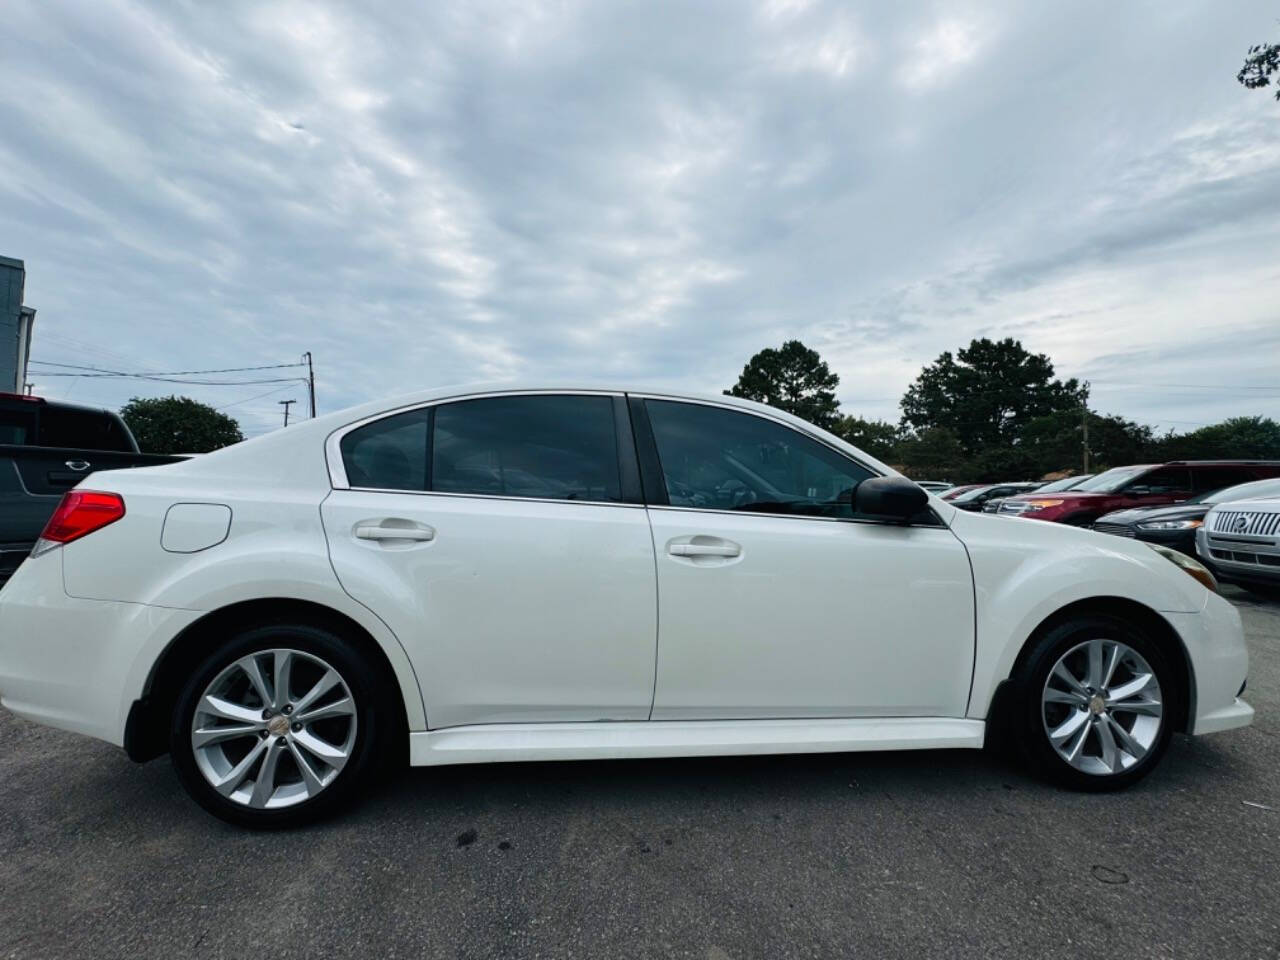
[317,489,431,729]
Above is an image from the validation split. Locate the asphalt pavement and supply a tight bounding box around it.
[1,587,1277,959]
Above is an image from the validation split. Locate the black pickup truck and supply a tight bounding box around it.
[0,394,185,587]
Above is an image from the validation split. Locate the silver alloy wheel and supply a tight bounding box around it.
[191,648,358,809]
[1041,638,1163,776]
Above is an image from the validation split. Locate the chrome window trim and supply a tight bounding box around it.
[325,389,625,491]
[645,503,946,528]
[327,487,645,510]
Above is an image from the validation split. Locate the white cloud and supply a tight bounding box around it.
[2,0,1278,438]
[898,17,983,90]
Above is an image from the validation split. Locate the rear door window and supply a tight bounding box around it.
[340,408,431,491]
[431,395,623,503]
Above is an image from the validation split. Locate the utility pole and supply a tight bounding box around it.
[279,399,296,427]
[303,351,316,418]
[1081,381,1090,474]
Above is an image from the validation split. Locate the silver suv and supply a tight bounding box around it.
[1197,497,1280,599]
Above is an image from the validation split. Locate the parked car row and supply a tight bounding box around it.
[928,459,1280,599]
[996,461,1280,525]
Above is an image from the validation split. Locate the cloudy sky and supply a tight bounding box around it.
[4,0,1280,437]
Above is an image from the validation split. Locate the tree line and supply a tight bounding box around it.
[726,338,1280,483]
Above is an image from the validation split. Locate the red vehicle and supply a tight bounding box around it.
[997,460,1280,525]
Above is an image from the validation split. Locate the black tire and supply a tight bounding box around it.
[170,621,386,828]
[1011,615,1177,792]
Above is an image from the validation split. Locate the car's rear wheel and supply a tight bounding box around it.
[1013,615,1175,791]
[170,622,384,827]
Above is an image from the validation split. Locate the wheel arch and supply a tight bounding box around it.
[124,598,413,763]
[991,596,1194,734]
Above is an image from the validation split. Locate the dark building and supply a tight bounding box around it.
[1,256,36,393]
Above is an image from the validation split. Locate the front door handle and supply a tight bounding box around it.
[354,521,435,542]
[668,541,741,558]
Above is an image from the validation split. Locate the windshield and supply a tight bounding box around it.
[1199,477,1280,505]
[952,485,994,503]
[1072,466,1149,493]
[1034,476,1084,493]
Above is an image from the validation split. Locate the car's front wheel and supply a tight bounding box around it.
[170,622,385,827]
[1013,615,1175,790]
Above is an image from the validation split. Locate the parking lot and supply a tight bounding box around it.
[0,587,1275,960]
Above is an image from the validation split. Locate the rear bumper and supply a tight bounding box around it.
[0,550,198,746]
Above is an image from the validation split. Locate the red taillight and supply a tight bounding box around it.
[38,490,125,546]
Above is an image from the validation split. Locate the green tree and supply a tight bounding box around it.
[1238,40,1280,100]
[893,427,965,479]
[1020,409,1155,476]
[900,338,1085,454]
[726,340,841,428]
[121,395,244,454]
[831,416,903,459]
[1156,416,1280,461]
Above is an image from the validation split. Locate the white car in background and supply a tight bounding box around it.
[0,385,1253,827]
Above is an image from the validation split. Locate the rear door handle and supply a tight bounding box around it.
[668,542,740,558]
[354,521,435,542]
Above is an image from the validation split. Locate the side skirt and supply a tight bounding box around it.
[409,717,985,767]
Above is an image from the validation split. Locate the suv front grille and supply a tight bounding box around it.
[1210,510,1280,537]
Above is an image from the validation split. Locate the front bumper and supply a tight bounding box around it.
[0,550,199,746]
[1196,526,1280,589]
[1163,590,1253,736]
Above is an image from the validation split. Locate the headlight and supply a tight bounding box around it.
[1136,518,1203,531]
[1147,542,1218,593]
[1021,499,1064,511]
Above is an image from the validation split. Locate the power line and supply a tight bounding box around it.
[29,372,305,386]
[217,383,299,411]
[29,360,306,375]
[1086,379,1280,392]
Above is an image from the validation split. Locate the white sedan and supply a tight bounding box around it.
[0,385,1253,826]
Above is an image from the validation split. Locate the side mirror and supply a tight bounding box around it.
[855,476,929,521]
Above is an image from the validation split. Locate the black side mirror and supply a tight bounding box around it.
[855,476,929,521]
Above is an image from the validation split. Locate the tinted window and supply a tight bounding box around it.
[0,412,32,445]
[1191,466,1255,494]
[645,400,874,518]
[340,408,430,491]
[1128,467,1191,495]
[432,395,621,502]
[36,407,136,451]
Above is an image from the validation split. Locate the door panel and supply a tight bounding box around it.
[634,397,975,720]
[323,490,658,728]
[648,509,974,719]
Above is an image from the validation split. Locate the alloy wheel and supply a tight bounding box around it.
[1041,638,1163,776]
[191,648,358,809]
